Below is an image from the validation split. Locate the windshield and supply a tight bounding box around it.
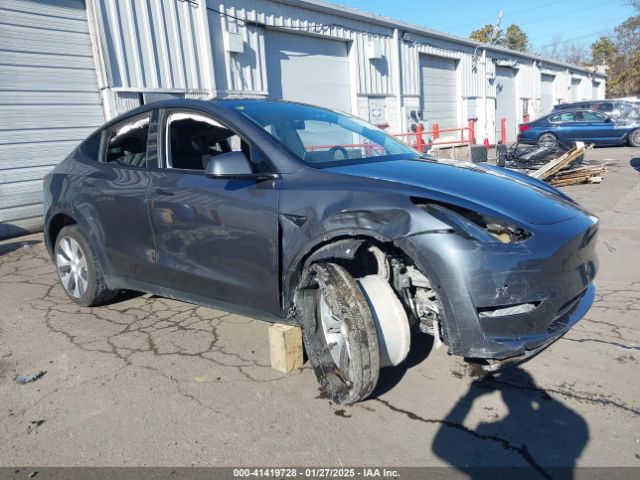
[231,102,418,167]
[620,105,640,121]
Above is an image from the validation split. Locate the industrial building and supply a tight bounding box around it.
[0,0,607,238]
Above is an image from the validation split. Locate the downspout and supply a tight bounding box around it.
[392,29,404,132]
[482,48,489,146]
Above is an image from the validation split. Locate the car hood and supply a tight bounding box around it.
[324,158,581,225]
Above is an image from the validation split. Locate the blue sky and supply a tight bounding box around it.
[329,0,634,51]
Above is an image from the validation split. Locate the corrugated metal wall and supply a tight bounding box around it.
[89,0,606,127]
[92,0,215,95]
[0,0,104,239]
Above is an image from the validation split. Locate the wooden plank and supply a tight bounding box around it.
[530,142,592,180]
[269,324,303,373]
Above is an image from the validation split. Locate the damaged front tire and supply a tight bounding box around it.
[298,262,380,405]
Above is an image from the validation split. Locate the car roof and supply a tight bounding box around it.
[100,97,343,131]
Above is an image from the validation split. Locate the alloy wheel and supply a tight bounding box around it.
[318,294,352,377]
[56,236,89,299]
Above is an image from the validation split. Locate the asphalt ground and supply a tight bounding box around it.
[0,147,638,475]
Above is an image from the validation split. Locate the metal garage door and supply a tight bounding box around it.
[0,0,104,239]
[495,66,517,143]
[420,55,458,129]
[265,30,351,112]
[540,74,555,115]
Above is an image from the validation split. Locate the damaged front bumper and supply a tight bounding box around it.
[394,213,598,362]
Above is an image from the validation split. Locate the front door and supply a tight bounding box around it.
[147,109,280,314]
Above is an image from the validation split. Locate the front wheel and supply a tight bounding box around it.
[630,129,640,147]
[298,262,380,404]
[537,132,558,147]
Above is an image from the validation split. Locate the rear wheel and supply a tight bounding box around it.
[630,129,640,147]
[298,262,380,405]
[55,225,115,306]
[537,132,558,147]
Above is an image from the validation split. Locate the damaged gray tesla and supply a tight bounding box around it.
[43,99,598,404]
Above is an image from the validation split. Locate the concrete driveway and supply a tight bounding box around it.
[1,147,639,472]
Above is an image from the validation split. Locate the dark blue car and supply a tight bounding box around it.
[43,99,599,404]
[517,109,640,147]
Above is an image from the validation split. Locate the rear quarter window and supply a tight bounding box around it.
[77,131,102,160]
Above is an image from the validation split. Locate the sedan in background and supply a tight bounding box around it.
[518,109,640,147]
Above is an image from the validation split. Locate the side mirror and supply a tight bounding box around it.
[205,151,252,177]
[605,117,613,123]
[204,151,279,181]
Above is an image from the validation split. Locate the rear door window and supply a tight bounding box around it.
[103,113,151,168]
[550,112,577,123]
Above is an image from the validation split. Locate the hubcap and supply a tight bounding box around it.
[56,236,88,299]
[319,295,351,375]
[633,130,640,145]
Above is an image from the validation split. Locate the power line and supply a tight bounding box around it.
[537,28,616,48]
[446,1,565,31]
[529,15,626,42]
[518,1,617,27]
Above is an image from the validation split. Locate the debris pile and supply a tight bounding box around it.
[501,142,607,187]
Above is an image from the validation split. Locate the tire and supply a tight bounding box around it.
[630,129,640,147]
[537,132,559,148]
[298,262,380,405]
[54,225,115,307]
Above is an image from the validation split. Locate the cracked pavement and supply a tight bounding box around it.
[0,147,639,471]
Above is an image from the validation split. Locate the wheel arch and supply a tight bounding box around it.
[45,209,113,285]
[284,230,394,318]
[46,212,77,257]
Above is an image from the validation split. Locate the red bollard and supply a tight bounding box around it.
[500,118,506,144]
[468,119,475,144]
[415,123,424,152]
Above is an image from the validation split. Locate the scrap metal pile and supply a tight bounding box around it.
[497,142,607,186]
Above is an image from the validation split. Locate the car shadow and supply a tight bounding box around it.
[371,330,434,398]
[630,158,640,172]
[0,239,42,256]
[432,367,589,479]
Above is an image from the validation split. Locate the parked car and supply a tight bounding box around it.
[553,100,637,118]
[518,109,640,147]
[43,99,599,404]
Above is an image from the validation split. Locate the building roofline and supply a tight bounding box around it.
[274,0,606,78]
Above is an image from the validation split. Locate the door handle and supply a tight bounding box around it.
[155,188,174,197]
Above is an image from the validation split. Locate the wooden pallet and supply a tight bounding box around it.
[549,165,606,186]
[530,142,592,180]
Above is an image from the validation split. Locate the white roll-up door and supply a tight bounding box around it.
[0,0,104,239]
[495,66,517,143]
[419,55,458,129]
[540,74,555,115]
[571,78,581,101]
[265,30,351,112]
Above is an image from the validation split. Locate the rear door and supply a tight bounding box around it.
[548,111,579,143]
[579,111,615,143]
[147,108,280,314]
[74,111,158,285]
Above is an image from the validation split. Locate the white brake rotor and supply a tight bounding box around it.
[357,275,411,367]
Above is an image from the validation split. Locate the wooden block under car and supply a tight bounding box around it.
[269,324,303,373]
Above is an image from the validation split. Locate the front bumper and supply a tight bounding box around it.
[394,213,598,360]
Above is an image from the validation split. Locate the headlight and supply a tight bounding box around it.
[412,198,532,244]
